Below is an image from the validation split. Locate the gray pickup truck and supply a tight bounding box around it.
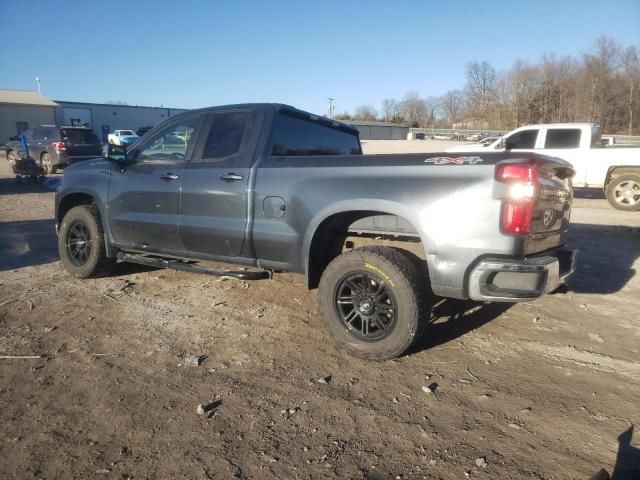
[55,103,577,359]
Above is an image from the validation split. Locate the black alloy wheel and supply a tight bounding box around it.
[65,219,93,266]
[335,271,397,342]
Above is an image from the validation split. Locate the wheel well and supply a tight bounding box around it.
[605,166,640,189]
[306,211,424,289]
[57,193,96,224]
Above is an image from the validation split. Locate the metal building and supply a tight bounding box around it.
[345,120,409,140]
[0,89,189,145]
[0,89,58,143]
[54,101,188,143]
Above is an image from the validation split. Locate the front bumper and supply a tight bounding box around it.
[468,249,577,302]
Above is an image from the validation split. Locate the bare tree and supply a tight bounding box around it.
[353,105,378,121]
[439,90,465,127]
[465,60,497,123]
[340,36,640,134]
[398,92,427,127]
[381,98,398,122]
[334,111,352,120]
[621,45,640,135]
[424,96,440,127]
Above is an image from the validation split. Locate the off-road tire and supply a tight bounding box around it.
[318,246,428,360]
[7,151,16,168]
[606,173,640,211]
[58,204,115,278]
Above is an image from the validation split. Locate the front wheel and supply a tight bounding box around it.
[606,174,640,211]
[58,205,115,278]
[318,246,428,360]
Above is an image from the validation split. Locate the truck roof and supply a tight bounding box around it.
[180,103,360,135]
[518,122,598,129]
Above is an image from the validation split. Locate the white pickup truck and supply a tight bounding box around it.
[107,130,139,146]
[447,123,640,211]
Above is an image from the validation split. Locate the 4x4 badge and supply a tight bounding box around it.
[424,156,484,165]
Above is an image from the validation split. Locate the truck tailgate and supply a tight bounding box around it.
[526,157,574,255]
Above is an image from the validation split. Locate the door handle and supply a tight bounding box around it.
[160,173,180,180]
[220,173,243,182]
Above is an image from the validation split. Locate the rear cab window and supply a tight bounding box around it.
[269,110,361,156]
[201,110,253,160]
[544,129,581,149]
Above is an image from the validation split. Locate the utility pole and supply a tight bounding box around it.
[327,98,335,119]
[35,77,42,95]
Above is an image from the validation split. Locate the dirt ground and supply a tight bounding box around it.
[1,144,639,480]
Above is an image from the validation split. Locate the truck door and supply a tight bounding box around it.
[179,109,263,257]
[107,113,204,251]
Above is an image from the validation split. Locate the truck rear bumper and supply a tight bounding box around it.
[468,249,577,302]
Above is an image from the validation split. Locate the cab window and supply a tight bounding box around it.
[504,129,538,149]
[269,111,361,156]
[138,116,201,161]
[544,129,581,149]
[201,111,252,160]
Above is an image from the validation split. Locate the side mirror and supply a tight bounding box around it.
[107,143,127,164]
[496,138,506,150]
[503,138,515,150]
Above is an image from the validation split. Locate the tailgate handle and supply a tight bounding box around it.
[220,173,243,182]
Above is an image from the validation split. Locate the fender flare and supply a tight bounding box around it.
[301,199,434,287]
[56,188,115,257]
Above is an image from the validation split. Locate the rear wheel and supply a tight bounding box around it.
[606,174,640,211]
[318,246,428,360]
[41,152,56,174]
[58,205,115,278]
[7,151,17,168]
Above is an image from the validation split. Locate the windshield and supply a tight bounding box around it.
[119,130,135,135]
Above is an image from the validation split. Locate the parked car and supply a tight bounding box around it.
[56,103,576,359]
[5,126,102,174]
[432,133,452,140]
[108,130,139,146]
[446,123,640,211]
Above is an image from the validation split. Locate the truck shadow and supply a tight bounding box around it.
[573,188,605,200]
[0,176,61,195]
[0,218,158,275]
[567,223,639,294]
[409,222,638,354]
[0,219,59,271]
[410,299,511,353]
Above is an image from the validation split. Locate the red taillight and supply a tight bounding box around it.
[52,141,66,151]
[496,163,537,235]
[497,164,535,183]
[501,199,533,234]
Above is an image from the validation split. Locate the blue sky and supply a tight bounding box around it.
[1,0,638,116]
